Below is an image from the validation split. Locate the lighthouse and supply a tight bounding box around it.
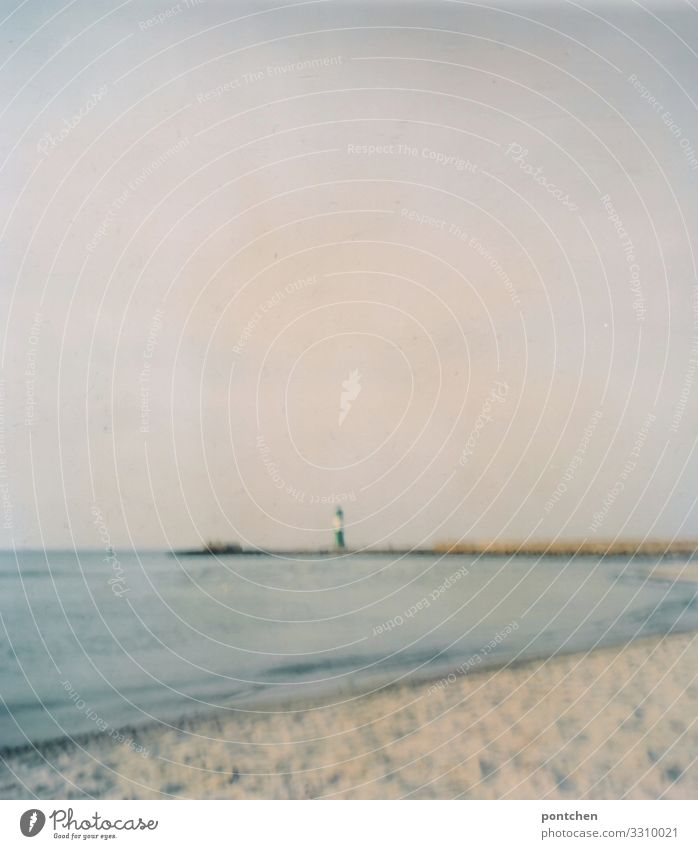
[333,506,346,550]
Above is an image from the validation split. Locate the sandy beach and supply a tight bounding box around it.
[2,631,696,800]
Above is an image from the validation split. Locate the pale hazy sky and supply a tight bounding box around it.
[1,0,698,549]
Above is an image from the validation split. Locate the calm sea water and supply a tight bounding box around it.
[1,550,696,748]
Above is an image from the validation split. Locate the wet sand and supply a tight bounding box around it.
[1,632,696,799]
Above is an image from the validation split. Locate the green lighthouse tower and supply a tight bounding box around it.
[333,506,345,550]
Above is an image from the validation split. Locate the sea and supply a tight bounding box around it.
[1,549,697,749]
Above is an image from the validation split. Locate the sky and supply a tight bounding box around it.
[1,0,698,550]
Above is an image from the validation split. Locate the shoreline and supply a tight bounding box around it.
[3,627,695,761]
[2,630,697,799]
